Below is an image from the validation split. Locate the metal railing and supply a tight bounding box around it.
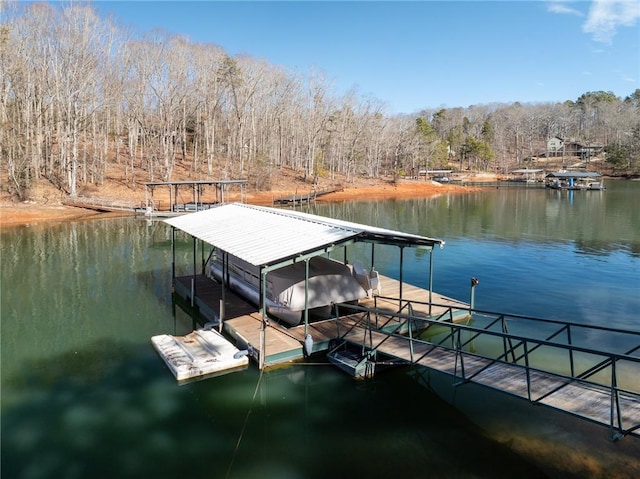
[334,301,640,440]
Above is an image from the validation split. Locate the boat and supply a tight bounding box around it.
[209,253,372,326]
[545,171,605,190]
[432,176,450,183]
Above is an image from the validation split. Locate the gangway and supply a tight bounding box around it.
[62,196,143,213]
[332,302,640,440]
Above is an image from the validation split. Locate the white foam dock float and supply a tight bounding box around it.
[151,328,249,381]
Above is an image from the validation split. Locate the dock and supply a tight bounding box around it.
[172,272,640,439]
[273,187,341,205]
[62,179,249,216]
[62,196,143,213]
[173,272,470,366]
[162,203,639,439]
[339,320,640,439]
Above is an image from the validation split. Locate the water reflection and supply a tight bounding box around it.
[307,180,640,257]
[2,181,639,479]
[2,338,555,479]
[305,181,640,326]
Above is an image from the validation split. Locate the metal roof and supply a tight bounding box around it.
[145,179,248,187]
[546,171,601,178]
[164,203,443,267]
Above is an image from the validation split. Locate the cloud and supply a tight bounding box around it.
[546,1,583,16]
[615,70,637,83]
[582,0,640,43]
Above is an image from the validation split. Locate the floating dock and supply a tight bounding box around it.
[151,328,249,381]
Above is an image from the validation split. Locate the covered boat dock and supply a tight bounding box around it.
[144,179,248,215]
[545,171,604,190]
[164,203,466,369]
[160,203,639,439]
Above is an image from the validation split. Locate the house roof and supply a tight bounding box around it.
[164,203,444,267]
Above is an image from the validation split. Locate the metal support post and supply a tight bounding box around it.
[470,277,479,311]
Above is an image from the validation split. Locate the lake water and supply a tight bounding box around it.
[2,180,639,478]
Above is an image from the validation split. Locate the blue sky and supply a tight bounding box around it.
[92,1,639,114]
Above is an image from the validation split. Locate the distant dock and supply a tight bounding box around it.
[273,187,341,205]
[62,179,248,216]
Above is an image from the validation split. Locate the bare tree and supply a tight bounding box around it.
[3,2,639,204]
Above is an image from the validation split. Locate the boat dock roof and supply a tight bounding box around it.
[164,203,444,268]
[546,171,601,178]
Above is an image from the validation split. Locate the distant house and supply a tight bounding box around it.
[547,136,564,156]
[546,137,604,160]
[564,141,604,160]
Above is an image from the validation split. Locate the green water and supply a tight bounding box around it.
[2,181,639,478]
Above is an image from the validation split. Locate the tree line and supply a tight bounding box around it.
[2,2,639,200]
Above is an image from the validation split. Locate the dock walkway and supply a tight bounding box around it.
[339,310,640,440]
[273,187,341,205]
[62,196,142,213]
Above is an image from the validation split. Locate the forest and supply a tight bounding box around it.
[2,2,639,201]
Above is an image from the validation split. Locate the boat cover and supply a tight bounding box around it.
[211,254,367,319]
[268,256,367,310]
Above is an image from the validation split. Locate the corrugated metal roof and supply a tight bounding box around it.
[546,171,601,178]
[164,203,443,266]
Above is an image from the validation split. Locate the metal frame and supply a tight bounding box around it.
[333,301,640,440]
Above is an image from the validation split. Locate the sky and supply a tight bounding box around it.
[88,1,640,114]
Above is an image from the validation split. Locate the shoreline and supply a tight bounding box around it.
[0,181,479,228]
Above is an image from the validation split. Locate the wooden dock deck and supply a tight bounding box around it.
[173,272,469,366]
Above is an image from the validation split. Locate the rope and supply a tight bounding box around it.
[224,361,331,477]
[225,369,263,479]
